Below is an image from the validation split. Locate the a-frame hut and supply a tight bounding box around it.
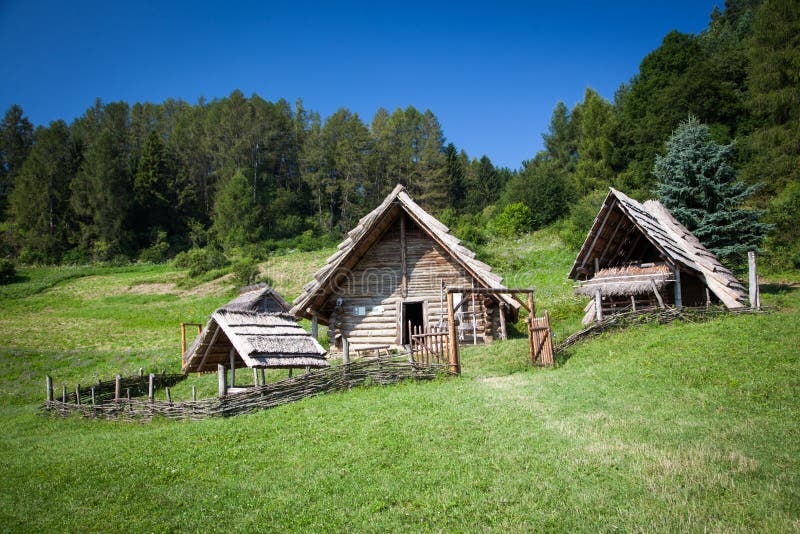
[291,184,519,353]
[182,284,328,374]
[569,188,747,323]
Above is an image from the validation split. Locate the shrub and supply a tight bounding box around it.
[492,202,533,237]
[559,190,607,251]
[138,231,170,264]
[0,258,16,285]
[232,258,260,287]
[174,247,229,277]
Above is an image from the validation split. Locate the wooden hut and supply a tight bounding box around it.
[569,188,747,323]
[291,184,519,353]
[181,284,328,375]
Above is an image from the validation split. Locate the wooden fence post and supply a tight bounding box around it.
[148,373,155,402]
[343,338,350,365]
[46,375,53,402]
[62,384,67,404]
[311,314,318,340]
[191,385,197,402]
[90,386,95,406]
[114,375,122,401]
[218,364,227,397]
[498,303,508,341]
[165,387,172,404]
[748,251,760,309]
[75,384,81,406]
[594,289,603,322]
[446,291,460,375]
[673,266,682,309]
[229,348,236,388]
[180,322,187,356]
[253,368,259,387]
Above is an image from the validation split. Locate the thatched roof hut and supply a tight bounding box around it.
[291,184,519,352]
[181,285,327,373]
[570,188,746,320]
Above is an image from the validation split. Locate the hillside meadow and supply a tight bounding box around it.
[0,230,799,531]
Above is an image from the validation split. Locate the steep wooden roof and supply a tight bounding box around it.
[221,283,291,314]
[569,188,746,308]
[291,184,519,318]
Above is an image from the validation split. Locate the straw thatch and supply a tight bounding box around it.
[569,188,746,308]
[221,283,291,313]
[291,184,519,320]
[181,286,327,373]
[574,264,673,297]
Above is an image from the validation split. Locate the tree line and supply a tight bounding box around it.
[0,0,797,268]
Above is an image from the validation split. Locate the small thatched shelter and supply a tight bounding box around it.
[291,184,519,353]
[182,285,328,374]
[569,188,747,323]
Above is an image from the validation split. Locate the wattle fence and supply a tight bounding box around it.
[43,356,450,422]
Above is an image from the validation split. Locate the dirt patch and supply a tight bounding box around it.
[126,283,178,295]
[185,273,235,297]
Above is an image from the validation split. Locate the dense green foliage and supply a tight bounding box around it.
[0,0,796,269]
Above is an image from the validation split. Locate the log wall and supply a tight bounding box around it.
[322,215,494,352]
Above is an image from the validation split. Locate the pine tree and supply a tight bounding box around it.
[211,171,262,249]
[0,105,34,218]
[655,116,770,264]
[133,130,173,238]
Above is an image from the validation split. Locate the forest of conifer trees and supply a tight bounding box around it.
[0,0,797,270]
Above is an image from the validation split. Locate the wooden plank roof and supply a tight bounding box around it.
[568,188,746,309]
[291,184,520,319]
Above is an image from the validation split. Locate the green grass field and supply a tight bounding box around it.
[1,230,799,531]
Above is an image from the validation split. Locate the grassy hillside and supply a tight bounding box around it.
[1,230,799,531]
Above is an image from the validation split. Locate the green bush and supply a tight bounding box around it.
[174,247,229,277]
[0,258,16,285]
[559,190,607,251]
[138,231,170,264]
[492,202,533,237]
[232,258,260,287]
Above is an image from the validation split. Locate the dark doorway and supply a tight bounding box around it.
[402,301,424,344]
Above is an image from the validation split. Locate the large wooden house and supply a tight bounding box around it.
[291,185,519,353]
[569,188,747,323]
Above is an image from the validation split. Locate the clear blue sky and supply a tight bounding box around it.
[0,1,720,169]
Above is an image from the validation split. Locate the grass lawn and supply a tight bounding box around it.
[0,232,799,531]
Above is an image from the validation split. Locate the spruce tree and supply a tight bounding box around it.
[655,116,770,264]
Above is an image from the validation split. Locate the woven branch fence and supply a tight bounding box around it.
[43,356,450,422]
[555,306,766,354]
[54,372,186,405]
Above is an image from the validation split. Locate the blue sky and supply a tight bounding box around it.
[0,1,720,169]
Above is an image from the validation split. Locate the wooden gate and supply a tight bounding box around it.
[408,323,450,365]
[528,311,554,366]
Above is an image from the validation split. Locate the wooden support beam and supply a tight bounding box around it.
[217,364,227,397]
[598,217,627,265]
[594,289,603,322]
[195,324,221,374]
[342,338,350,364]
[229,348,236,388]
[446,292,460,374]
[748,251,760,309]
[260,368,266,385]
[446,287,535,294]
[650,279,665,308]
[594,257,600,275]
[311,314,318,340]
[46,375,53,402]
[253,368,259,386]
[622,232,644,262]
[579,200,616,270]
[705,287,711,308]
[400,212,407,298]
[498,303,508,341]
[673,266,682,308]
[527,292,536,319]
[180,322,187,356]
[630,295,636,312]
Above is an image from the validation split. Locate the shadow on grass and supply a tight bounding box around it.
[761,282,797,295]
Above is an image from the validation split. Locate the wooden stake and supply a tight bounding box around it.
[594,289,603,322]
[498,303,507,341]
[748,251,760,309]
[148,373,155,402]
[673,266,682,308]
[114,375,122,401]
[165,387,172,404]
[311,314,318,340]
[253,368,259,386]
[180,322,187,356]
[706,287,711,308]
[343,338,350,364]
[191,385,197,401]
[446,291,460,374]
[46,375,53,403]
[650,279,665,308]
[527,292,536,319]
[630,295,636,312]
[90,386,95,406]
[75,384,81,406]
[260,368,265,385]
[217,364,227,397]
[62,384,67,404]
